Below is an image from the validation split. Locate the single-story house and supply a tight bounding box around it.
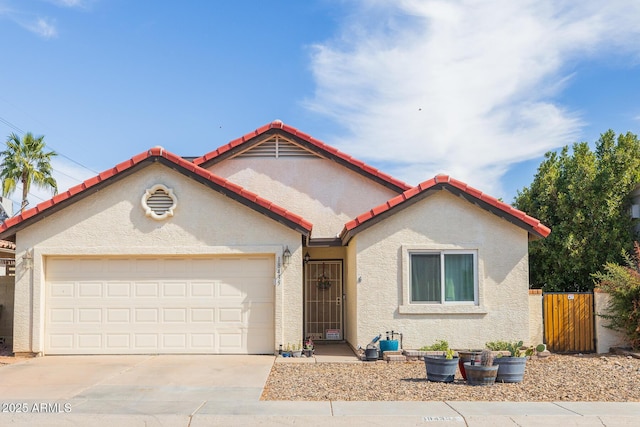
[0,120,550,356]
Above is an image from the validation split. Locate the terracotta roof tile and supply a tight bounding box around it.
[0,147,313,238]
[341,175,551,240]
[193,120,411,192]
[0,240,15,250]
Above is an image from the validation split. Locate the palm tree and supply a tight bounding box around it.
[0,132,58,213]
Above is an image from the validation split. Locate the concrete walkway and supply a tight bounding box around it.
[0,352,638,426]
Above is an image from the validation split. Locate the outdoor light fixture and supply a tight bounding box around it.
[304,252,310,264]
[282,246,291,266]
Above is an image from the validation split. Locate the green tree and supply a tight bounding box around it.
[514,130,640,291]
[0,132,58,213]
[593,243,640,350]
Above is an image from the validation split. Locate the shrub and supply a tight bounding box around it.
[484,341,510,351]
[593,242,640,350]
[419,339,449,351]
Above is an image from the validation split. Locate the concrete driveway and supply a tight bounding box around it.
[0,354,277,426]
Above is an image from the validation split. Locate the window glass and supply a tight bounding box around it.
[444,254,474,301]
[410,252,475,303]
[411,254,440,302]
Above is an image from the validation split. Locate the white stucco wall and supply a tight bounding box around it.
[594,290,629,353]
[13,164,304,354]
[528,290,543,346]
[352,190,531,350]
[207,157,399,238]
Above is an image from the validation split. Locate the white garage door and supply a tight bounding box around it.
[44,256,275,355]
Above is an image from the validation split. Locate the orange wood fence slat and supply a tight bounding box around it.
[543,292,594,353]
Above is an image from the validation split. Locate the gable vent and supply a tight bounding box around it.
[237,135,319,159]
[141,185,177,220]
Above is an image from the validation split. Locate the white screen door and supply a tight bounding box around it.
[304,260,343,341]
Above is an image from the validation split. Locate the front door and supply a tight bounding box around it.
[304,260,343,341]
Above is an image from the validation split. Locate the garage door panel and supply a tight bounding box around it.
[134,282,159,297]
[106,334,130,349]
[191,282,215,297]
[248,304,274,323]
[50,308,74,323]
[49,334,74,350]
[106,282,130,297]
[135,308,159,323]
[78,334,101,349]
[162,282,187,297]
[107,308,130,323]
[163,308,187,322]
[45,256,275,354]
[78,308,102,323]
[135,334,159,348]
[50,283,74,297]
[191,334,214,348]
[191,308,214,322]
[78,282,102,297]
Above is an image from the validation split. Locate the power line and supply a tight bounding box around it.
[0,114,99,209]
[0,114,99,175]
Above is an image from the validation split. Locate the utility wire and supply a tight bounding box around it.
[0,114,99,210]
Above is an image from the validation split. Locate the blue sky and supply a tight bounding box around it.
[1,0,639,214]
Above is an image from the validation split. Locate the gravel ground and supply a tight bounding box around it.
[261,353,640,401]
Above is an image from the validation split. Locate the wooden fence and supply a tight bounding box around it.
[543,292,595,353]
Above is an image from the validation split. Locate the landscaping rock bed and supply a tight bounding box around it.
[261,353,640,401]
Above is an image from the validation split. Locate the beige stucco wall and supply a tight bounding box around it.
[594,290,629,353]
[351,190,531,350]
[528,290,543,346]
[207,157,399,238]
[13,164,304,355]
[0,275,14,347]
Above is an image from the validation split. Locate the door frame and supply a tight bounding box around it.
[303,258,344,342]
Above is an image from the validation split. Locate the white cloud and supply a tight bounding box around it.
[306,0,640,197]
[25,17,57,38]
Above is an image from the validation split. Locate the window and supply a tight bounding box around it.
[410,251,476,303]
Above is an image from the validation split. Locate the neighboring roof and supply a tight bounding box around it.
[0,240,15,250]
[340,174,551,244]
[193,120,412,193]
[0,147,313,240]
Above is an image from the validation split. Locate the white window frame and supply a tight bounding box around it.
[400,246,486,315]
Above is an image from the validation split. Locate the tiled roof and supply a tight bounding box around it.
[0,240,15,250]
[193,120,412,193]
[340,174,551,243]
[0,147,313,239]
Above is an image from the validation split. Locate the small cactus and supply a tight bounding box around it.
[480,349,494,366]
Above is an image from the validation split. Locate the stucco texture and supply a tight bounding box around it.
[351,190,531,350]
[207,157,399,238]
[13,163,304,354]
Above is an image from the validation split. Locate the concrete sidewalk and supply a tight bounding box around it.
[0,354,638,426]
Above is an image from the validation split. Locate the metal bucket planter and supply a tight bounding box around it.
[494,356,527,383]
[457,350,483,380]
[463,362,498,386]
[424,356,459,383]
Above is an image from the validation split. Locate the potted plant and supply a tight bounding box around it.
[303,337,314,357]
[291,341,303,358]
[464,349,498,386]
[488,340,533,383]
[423,342,459,383]
[457,349,484,380]
[282,343,292,357]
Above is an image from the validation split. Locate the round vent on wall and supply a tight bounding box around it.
[141,184,177,220]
